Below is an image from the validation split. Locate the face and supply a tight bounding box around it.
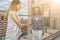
[17,4,20,10]
[34,7,39,15]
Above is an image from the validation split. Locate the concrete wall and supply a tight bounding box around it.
[50,0,60,29]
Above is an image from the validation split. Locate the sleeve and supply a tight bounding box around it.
[41,20,44,27]
[30,16,34,25]
[41,16,44,27]
[40,17,44,27]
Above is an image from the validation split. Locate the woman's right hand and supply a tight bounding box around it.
[20,24,26,28]
[25,23,30,28]
[20,24,30,28]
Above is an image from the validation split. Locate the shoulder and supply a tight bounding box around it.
[9,11,16,14]
[8,11,17,16]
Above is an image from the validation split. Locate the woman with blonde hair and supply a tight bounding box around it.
[5,0,29,40]
[32,7,44,40]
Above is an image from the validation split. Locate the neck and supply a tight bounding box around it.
[35,14,41,17]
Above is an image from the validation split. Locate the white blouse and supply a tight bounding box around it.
[5,11,22,40]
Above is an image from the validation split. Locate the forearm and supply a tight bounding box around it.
[12,17,26,28]
[14,20,23,28]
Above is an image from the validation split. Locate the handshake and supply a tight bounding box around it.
[20,23,30,28]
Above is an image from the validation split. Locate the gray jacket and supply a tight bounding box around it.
[31,16,44,30]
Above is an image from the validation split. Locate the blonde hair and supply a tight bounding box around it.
[32,7,42,16]
[8,0,20,12]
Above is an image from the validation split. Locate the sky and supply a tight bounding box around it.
[0,0,28,15]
